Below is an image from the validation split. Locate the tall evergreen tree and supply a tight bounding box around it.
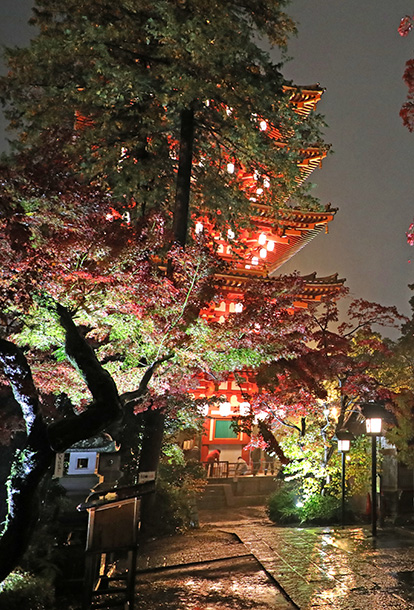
[1,0,325,228]
[0,0,330,561]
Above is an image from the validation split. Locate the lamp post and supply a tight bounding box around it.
[362,403,384,537]
[335,430,353,526]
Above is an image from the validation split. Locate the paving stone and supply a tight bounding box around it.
[231,523,414,609]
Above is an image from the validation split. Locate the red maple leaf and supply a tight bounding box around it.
[398,15,414,37]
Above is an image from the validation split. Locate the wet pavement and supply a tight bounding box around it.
[135,525,294,609]
[133,507,414,609]
[231,521,414,609]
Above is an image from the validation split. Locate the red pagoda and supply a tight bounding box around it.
[186,86,345,472]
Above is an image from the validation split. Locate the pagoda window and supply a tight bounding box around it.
[214,420,238,439]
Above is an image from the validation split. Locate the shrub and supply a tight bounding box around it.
[152,460,206,535]
[267,483,342,525]
[0,571,55,610]
[300,494,341,524]
[266,482,301,524]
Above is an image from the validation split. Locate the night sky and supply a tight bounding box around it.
[1,1,414,328]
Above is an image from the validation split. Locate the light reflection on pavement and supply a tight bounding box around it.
[232,523,414,609]
[134,508,414,610]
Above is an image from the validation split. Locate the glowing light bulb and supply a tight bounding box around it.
[195,222,204,234]
[260,248,267,259]
[260,120,267,131]
[266,240,275,251]
[252,256,259,265]
[258,233,266,245]
[227,162,235,174]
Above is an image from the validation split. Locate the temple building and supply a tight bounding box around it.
[186,86,346,473]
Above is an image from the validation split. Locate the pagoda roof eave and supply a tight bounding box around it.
[213,270,345,292]
[267,227,325,274]
[251,204,338,225]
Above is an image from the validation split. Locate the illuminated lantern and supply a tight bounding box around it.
[335,430,353,453]
[219,402,232,417]
[239,402,250,416]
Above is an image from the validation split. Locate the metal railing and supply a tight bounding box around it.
[202,460,230,478]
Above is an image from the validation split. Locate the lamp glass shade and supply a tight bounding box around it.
[338,439,350,452]
[366,417,382,435]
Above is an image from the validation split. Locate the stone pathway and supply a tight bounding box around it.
[135,528,296,609]
[134,508,414,610]
[231,524,414,610]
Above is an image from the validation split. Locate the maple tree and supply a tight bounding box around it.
[0,0,332,560]
[397,14,414,244]
[0,0,329,502]
[240,294,406,500]
[374,289,414,468]
[0,0,332,580]
[398,14,414,133]
[0,157,325,578]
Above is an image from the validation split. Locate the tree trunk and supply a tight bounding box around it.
[172,106,195,248]
[138,408,166,535]
[259,421,289,466]
[139,106,195,532]
[0,305,123,582]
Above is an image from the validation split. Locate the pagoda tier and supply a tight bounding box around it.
[187,85,343,467]
[284,85,324,118]
[201,206,337,282]
[200,272,345,323]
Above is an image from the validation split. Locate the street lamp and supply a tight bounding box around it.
[335,430,353,526]
[362,402,385,537]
